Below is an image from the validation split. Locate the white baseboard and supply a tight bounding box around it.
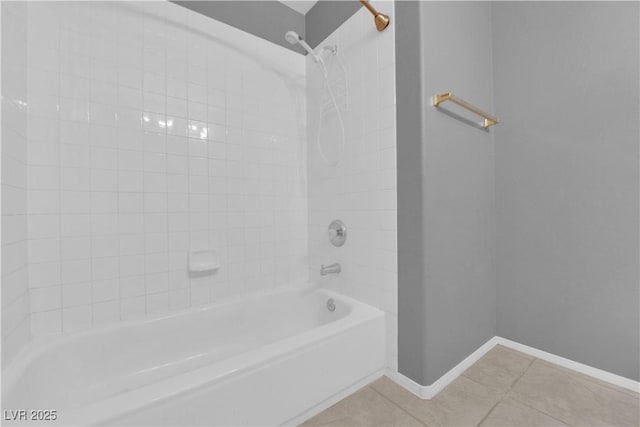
[288,337,638,425]
[282,369,385,426]
[495,337,640,393]
[385,336,639,400]
[385,337,500,399]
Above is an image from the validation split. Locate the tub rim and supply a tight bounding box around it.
[3,284,316,387]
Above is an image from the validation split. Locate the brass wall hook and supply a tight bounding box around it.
[359,0,390,31]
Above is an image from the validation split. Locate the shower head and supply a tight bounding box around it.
[360,0,390,31]
[285,30,300,45]
[284,30,321,63]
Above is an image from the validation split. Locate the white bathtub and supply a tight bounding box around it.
[2,287,386,426]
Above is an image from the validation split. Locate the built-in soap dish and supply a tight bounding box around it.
[188,250,220,273]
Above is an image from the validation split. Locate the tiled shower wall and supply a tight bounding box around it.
[306,2,397,370]
[1,1,31,366]
[25,1,308,335]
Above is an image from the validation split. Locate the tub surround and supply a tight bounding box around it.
[24,1,308,335]
[1,1,31,368]
[306,3,398,371]
[3,3,396,423]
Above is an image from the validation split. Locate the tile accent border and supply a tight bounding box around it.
[386,336,640,400]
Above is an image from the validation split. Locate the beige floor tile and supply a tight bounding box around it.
[300,386,425,427]
[369,376,424,405]
[371,375,503,427]
[533,359,640,399]
[462,345,533,392]
[509,360,640,426]
[479,397,568,426]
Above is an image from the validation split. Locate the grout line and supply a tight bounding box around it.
[162,3,171,314]
[88,17,96,332]
[55,16,64,335]
[367,385,430,427]
[507,394,571,426]
[510,356,636,425]
[508,354,536,390]
[315,350,634,427]
[452,373,510,426]
[475,351,534,425]
[534,357,640,399]
[502,357,572,426]
[475,398,502,427]
[114,2,122,325]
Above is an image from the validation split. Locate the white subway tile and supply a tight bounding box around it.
[60,191,91,214]
[91,257,118,281]
[30,286,62,312]
[92,236,119,258]
[120,296,146,320]
[31,310,62,335]
[28,190,60,214]
[62,282,92,307]
[119,275,145,299]
[60,214,90,237]
[143,213,167,233]
[21,1,315,337]
[60,236,90,261]
[91,192,118,214]
[28,142,59,166]
[62,305,92,332]
[29,238,60,264]
[29,262,61,288]
[143,172,167,193]
[61,259,92,285]
[146,292,169,314]
[28,214,59,239]
[92,300,120,325]
[28,165,59,190]
[166,135,188,156]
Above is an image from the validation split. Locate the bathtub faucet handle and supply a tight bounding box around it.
[320,263,341,276]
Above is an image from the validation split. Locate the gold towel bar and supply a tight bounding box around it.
[433,92,500,128]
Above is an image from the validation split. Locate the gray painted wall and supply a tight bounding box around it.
[493,2,640,381]
[173,1,363,54]
[305,1,361,48]
[395,0,428,385]
[397,1,497,386]
[173,1,307,54]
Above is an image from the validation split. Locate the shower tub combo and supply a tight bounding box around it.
[2,287,386,426]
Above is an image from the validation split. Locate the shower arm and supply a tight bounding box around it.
[359,0,390,32]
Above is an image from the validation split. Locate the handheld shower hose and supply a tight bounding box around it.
[285,31,345,166]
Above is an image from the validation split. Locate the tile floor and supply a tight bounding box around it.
[301,345,640,427]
